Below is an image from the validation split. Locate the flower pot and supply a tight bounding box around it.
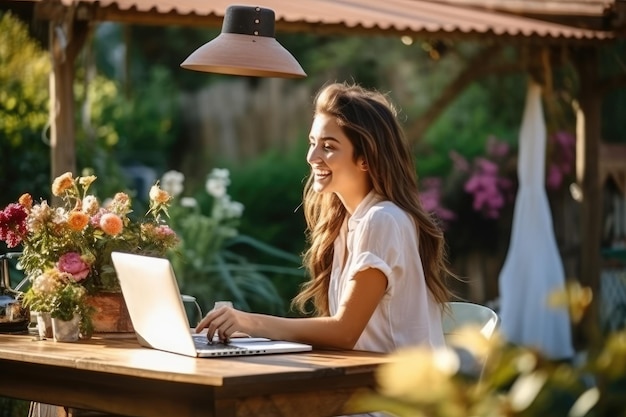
[34,311,53,339]
[52,314,80,342]
[86,291,134,333]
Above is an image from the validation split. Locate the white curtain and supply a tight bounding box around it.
[498,81,574,360]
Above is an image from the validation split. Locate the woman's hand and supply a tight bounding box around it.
[195,305,249,343]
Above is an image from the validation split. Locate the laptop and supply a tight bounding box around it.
[110,251,312,358]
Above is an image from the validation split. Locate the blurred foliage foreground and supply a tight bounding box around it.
[351,282,626,417]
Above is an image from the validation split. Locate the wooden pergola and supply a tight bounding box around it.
[8,0,626,299]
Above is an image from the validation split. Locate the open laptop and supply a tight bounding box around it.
[110,251,312,358]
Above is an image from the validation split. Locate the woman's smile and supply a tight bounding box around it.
[312,168,331,181]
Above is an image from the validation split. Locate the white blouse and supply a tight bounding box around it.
[329,191,445,353]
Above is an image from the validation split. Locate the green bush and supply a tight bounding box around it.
[163,168,303,317]
[0,11,51,209]
[226,141,310,308]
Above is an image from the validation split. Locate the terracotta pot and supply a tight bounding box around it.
[86,292,134,333]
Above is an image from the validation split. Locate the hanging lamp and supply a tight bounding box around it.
[181,5,306,78]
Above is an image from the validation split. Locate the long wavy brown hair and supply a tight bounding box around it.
[292,82,454,316]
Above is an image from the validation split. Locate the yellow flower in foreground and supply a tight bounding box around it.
[149,184,171,204]
[446,324,503,362]
[52,172,74,196]
[548,281,593,323]
[377,346,460,404]
[596,331,626,380]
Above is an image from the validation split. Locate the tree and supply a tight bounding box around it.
[0,10,51,208]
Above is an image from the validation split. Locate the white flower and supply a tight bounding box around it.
[206,178,228,198]
[161,170,185,198]
[225,200,244,219]
[180,197,198,208]
[32,272,60,295]
[27,201,51,233]
[52,207,68,224]
[212,195,244,220]
[205,168,232,198]
[210,168,230,180]
[82,195,99,215]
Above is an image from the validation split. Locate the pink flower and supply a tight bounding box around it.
[547,165,563,190]
[475,158,498,176]
[419,177,456,225]
[154,225,176,238]
[57,252,91,282]
[90,208,106,228]
[464,160,510,219]
[0,203,29,248]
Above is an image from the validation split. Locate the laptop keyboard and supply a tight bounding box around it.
[192,334,249,353]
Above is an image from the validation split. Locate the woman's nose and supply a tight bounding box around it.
[306,144,321,164]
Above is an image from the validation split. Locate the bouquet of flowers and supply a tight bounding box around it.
[0,171,179,332]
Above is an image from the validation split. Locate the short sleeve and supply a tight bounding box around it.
[347,208,406,290]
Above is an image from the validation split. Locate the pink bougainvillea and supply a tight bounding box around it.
[463,157,513,219]
[419,177,456,226]
[418,132,576,253]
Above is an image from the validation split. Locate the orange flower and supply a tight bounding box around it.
[100,213,123,236]
[52,172,74,196]
[18,193,33,210]
[149,184,171,204]
[67,210,89,231]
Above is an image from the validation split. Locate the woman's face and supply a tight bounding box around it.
[307,113,370,209]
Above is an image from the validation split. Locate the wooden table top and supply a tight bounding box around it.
[0,332,391,417]
[0,332,389,385]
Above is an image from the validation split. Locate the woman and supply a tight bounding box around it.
[196,82,452,352]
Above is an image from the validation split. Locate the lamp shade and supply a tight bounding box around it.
[180,5,307,78]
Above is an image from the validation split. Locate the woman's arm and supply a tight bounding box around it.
[195,267,387,349]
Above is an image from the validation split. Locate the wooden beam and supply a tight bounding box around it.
[404,43,531,143]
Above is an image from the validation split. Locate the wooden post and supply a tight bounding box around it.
[574,47,602,292]
[48,12,89,180]
[573,46,603,346]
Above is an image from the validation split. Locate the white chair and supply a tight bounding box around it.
[443,301,500,380]
[443,301,500,341]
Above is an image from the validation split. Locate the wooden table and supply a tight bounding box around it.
[0,333,390,417]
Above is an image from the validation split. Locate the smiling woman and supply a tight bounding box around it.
[194,84,455,395]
